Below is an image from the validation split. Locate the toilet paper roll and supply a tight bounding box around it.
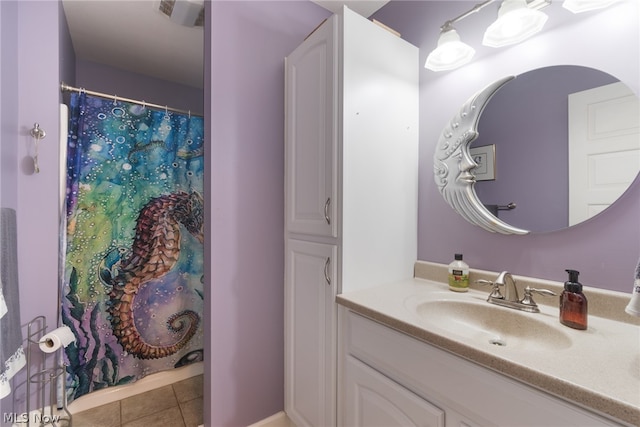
[38,326,76,353]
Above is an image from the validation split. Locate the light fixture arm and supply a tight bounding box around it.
[440,0,496,31]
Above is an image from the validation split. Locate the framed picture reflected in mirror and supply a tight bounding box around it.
[470,144,495,181]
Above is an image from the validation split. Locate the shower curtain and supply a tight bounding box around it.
[61,92,204,402]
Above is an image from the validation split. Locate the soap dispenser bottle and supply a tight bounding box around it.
[559,269,588,330]
[448,253,469,292]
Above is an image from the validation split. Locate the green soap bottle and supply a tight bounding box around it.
[448,253,469,292]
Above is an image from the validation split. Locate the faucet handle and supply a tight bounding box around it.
[521,286,556,307]
[476,279,504,300]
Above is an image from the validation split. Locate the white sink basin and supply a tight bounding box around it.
[405,296,572,351]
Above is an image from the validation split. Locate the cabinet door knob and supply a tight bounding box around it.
[324,257,331,286]
[324,197,331,225]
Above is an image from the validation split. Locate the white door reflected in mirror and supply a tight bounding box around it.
[568,82,640,225]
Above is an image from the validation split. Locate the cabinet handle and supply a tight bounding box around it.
[324,257,331,286]
[324,197,331,225]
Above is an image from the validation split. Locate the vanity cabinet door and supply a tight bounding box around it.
[344,356,445,427]
[284,14,338,239]
[285,239,337,427]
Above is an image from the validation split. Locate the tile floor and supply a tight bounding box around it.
[70,374,203,427]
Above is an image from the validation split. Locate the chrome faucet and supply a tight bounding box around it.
[477,271,556,313]
[496,271,518,302]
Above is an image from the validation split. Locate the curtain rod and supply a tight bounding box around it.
[60,82,203,118]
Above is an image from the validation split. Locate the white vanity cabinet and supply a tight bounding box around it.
[284,6,418,427]
[339,308,624,427]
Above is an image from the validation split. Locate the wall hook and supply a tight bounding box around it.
[30,123,46,173]
[30,122,46,140]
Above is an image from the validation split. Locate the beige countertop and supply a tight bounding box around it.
[336,262,640,426]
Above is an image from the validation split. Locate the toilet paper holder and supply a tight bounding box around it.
[21,316,73,426]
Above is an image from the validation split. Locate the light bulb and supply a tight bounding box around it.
[562,0,620,13]
[425,28,476,72]
[483,0,548,48]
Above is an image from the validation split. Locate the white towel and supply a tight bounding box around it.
[625,257,640,317]
[0,208,26,399]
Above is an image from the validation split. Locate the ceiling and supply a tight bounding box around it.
[62,0,205,89]
[62,1,388,91]
[311,0,389,16]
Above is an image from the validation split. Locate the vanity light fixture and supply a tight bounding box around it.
[482,0,549,47]
[424,0,494,71]
[425,0,553,72]
[424,0,619,72]
[424,25,476,72]
[562,0,620,13]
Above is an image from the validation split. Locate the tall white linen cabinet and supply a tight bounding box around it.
[284,6,419,427]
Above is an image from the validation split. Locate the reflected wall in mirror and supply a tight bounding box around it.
[435,65,640,234]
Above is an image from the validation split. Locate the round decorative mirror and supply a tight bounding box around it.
[434,65,640,234]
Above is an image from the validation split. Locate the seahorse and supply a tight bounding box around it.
[103,191,204,359]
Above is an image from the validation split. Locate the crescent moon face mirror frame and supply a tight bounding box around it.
[434,68,640,235]
[434,75,530,235]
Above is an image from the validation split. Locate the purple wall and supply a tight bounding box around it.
[16,0,63,336]
[206,2,330,426]
[59,1,75,91]
[0,1,19,211]
[0,3,19,423]
[373,1,640,292]
[75,59,204,115]
[15,0,60,343]
[474,65,618,233]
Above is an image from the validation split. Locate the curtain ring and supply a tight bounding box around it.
[113,95,118,106]
[188,110,191,119]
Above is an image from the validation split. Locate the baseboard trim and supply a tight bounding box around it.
[247,411,289,427]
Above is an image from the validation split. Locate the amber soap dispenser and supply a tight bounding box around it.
[559,269,588,330]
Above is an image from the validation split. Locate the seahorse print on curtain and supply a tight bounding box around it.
[61,92,204,402]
